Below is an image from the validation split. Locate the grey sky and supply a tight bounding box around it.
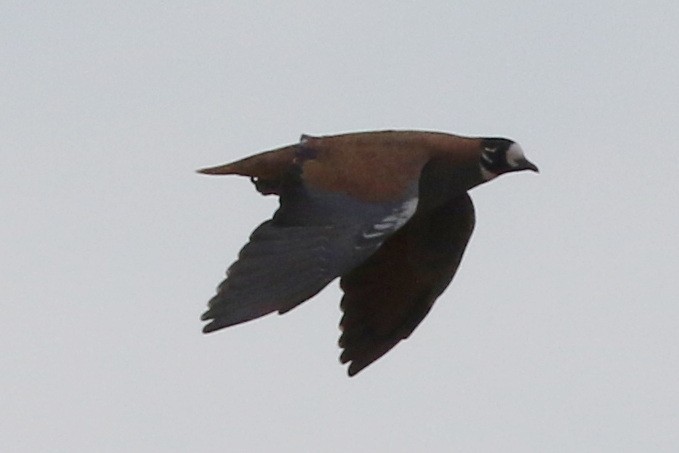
[2,2,678,451]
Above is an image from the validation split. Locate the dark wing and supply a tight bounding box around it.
[201,171,419,333]
[338,193,475,376]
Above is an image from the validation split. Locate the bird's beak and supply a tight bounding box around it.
[518,159,539,173]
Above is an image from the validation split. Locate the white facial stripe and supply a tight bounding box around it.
[480,147,498,180]
[480,166,497,181]
[481,152,494,165]
[506,143,526,168]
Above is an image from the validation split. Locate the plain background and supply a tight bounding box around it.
[2,2,678,451]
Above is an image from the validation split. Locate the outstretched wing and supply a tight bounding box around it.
[338,193,475,376]
[201,169,419,333]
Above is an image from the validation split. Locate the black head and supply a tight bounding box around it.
[479,138,539,181]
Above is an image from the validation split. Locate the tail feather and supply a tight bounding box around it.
[197,145,297,180]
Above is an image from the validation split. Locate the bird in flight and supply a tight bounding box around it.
[199,130,538,376]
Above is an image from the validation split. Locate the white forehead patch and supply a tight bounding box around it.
[506,143,526,168]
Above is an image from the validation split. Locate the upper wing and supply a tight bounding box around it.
[338,193,476,376]
[201,161,419,333]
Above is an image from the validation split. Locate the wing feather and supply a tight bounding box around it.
[338,193,476,376]
[201,180,419,333]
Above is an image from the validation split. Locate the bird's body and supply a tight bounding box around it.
[199,130,538,376]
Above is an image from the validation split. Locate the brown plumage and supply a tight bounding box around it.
[199,130,538,376]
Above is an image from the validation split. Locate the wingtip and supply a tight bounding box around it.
[201,319,222,334]
[200,309,221,333]
[346,362,363,377]
[339,351,364,377]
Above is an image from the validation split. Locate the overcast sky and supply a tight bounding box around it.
[2,2,678,451]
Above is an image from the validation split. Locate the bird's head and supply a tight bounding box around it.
[479,138,539,181]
